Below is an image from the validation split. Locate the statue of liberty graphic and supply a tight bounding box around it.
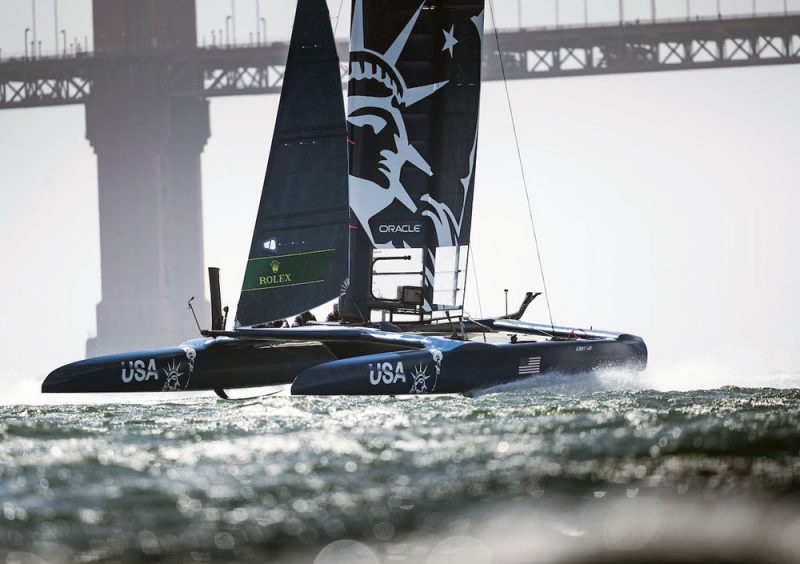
[347,0,484,249]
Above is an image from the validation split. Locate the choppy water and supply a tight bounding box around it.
[2,371,800,563]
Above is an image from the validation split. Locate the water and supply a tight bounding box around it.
[2,371,800,563]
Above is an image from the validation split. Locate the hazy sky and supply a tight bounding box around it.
[2,0,799,56]
[1,1,799,383]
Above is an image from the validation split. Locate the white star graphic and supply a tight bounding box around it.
[442,25,458,58]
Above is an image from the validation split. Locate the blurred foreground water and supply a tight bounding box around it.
[1,369,800,562]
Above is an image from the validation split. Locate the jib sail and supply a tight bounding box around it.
[344,0,485,316]
[236,0,350,327]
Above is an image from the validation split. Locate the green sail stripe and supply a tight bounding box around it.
[241,249,335,293]
[241,279,326,293]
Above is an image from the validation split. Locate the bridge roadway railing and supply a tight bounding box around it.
[1,13,798,109]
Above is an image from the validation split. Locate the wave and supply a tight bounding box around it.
[308,496,800,564]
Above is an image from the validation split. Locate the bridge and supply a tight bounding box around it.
[0,1,798,355]
[2,14,799,107]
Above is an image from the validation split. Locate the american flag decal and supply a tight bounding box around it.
[519,356,542,376]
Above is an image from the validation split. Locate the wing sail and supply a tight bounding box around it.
[343,0,486,317]
[347,0,485,249]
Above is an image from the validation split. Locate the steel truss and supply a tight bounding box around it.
[490,14,800,79]
[0,57,92,109]
[1,14,798,110]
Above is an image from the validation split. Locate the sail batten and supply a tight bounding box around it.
[236,0,349,327]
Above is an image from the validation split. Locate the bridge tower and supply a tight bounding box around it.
[86,0,209,356]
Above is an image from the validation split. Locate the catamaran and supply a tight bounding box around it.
[43,0,646,398]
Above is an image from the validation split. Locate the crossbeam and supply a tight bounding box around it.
[1,14,798,109]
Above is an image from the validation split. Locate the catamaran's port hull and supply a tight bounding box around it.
[42,328,646,396]
[41,337,335,394]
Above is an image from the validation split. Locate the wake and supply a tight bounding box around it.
[475,356,800,396]
[0,372,209,407]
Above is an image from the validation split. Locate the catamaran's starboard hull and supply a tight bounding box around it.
[290,336,647,395]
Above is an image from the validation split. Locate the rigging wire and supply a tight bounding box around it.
[466,246,484,319]
[333,0,346,36]
[487,0,556,332]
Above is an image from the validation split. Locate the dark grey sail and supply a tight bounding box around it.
[342,0,485,318]
[236,0,349,327]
